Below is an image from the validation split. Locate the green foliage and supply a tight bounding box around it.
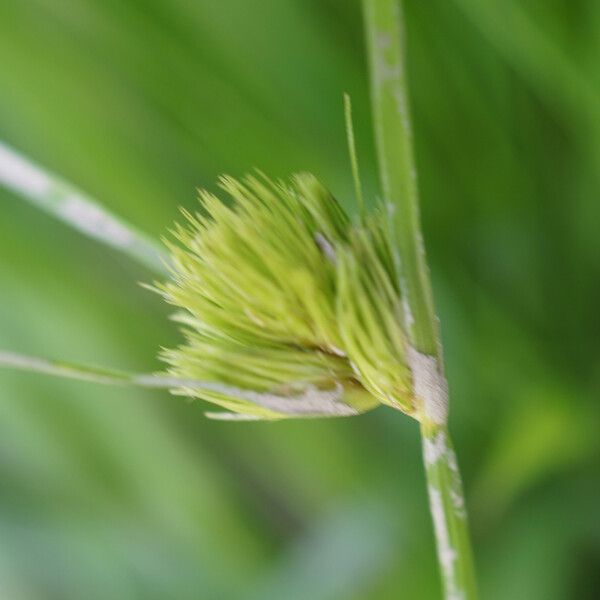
[1,0,599,598]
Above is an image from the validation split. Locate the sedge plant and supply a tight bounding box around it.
[0,0,476,597]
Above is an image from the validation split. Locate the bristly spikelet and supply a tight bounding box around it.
[155,173,415,419]
[337,213,413,412]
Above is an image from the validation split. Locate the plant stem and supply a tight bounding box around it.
[0,141,168,275]
[0,350,360,419]
[362,0,437,355]
[421,422,477,599]
[362,0,477,597]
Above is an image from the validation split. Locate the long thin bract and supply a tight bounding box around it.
[0,141,168,274]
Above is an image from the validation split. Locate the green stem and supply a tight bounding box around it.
[421,423,477,599]
[0,141,168,275]
[362,0,437,355]
[362,0,477,597]
[0,350,360,419]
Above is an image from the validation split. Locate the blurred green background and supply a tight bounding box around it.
[1,0,599,598]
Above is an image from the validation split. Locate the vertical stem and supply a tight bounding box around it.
[362,0,437,355]
[421,423,477,599]
[362,0,477,597]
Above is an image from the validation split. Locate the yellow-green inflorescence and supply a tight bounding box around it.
[155,173,414,420]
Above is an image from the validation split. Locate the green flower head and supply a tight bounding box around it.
[155,173,414,420]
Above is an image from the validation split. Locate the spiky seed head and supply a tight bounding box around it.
[154,173,414,420]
